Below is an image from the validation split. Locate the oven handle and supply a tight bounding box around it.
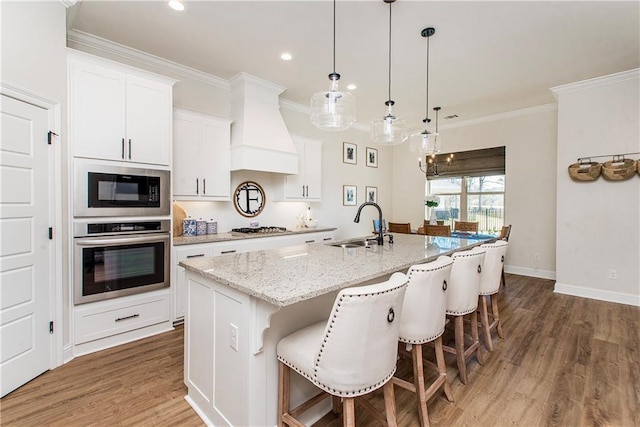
[75,234,169,246]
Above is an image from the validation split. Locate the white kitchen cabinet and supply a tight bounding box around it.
[73,289,172,356]
[70,52,175,166]
[173,108,231,200]
[172,230,335,323]
[281,136,322,201]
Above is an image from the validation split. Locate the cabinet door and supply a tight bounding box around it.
[303,140,322,200]
[200,119,230,199]
[173,113,201,197]
[283,140,306,200]
[126,76,172,166]
[71,60,127,161]
[174,246,213,321]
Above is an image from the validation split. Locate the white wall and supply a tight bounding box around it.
[553,70,640,306]
[391,106,559,279]
[1,1,70,348]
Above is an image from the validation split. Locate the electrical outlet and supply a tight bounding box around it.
[534,253,541,261]
[608,269,617,280]
[230,323,239,351]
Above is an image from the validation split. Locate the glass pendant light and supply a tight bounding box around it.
[371,0,407,145]
[310,0,356,131]
[409,27,440,155]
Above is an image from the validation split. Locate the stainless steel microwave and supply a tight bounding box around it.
[74,164,170,217]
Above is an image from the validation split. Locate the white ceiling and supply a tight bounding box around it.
[67,0,640,128]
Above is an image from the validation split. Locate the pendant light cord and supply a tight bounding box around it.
[333,0,336,75]
[387,0,392,102]
[425,34,430,122]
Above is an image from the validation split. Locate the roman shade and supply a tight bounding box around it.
[428,146,505,179]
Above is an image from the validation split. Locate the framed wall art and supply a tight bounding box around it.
[366,147,378,168]
[365,186,378,203]
[343,142,357,165]
[343,185,357,206]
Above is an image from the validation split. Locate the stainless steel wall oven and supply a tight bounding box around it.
[74,220,170,305]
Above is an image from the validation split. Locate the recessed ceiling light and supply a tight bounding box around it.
[280,52,293,61]
[168,0,186,12]
[347,84,357,91]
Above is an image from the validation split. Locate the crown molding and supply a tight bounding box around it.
[439,103,558,131]
[59,0,78,7]
[550,68,640,97]
[67,29,229,90]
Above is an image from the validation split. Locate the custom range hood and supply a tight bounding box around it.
[229,73,298,174]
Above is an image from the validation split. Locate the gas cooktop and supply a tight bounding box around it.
[231,226,288,234]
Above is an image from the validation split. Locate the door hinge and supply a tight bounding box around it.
[48,227,53,240]
[49,321,54,334]
[47,131,58,145]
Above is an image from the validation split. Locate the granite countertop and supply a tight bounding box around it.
[173,227,337,246]
[180,233,494,307]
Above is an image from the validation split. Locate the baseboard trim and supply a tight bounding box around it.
[554,282,640,307]
[504,265,556,280]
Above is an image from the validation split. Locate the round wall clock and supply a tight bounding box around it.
[233,181,266,217]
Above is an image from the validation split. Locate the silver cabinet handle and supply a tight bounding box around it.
[186,253,205,259]
[121,138,125,159]
[305,239,315,243]
[323,237,333,241]
[128,139,132,159]
[196,178,199,195]
[301,185,305,197]
[220,250,236,254]
[203,179,206,195]
[115,313,139,322]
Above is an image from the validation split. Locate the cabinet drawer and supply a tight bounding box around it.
[74,292,170,344]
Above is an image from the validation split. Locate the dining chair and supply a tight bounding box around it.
[498,224,511,287]
[393,256,454,427]
[453,221,479,233]
[442,247,485,384]
[388,222,412,234]
[277,273,408,427]
[477,241,508,352]
[420,225,451,237]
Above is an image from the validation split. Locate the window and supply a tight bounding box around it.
[427,175,505,233]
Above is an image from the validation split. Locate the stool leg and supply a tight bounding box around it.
[343,398,355,427]
[470,310,484,365]
[492,294,504,339]
[454,315,467,384]
[412,343,430,427]
[383,380,398,427]
[479,295,494,352]
[501,267,506,288]
[332,396,342,415]
[434,336,454,402]
[278,362,290,427]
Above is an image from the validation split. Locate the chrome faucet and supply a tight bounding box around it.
[353,202,392,246]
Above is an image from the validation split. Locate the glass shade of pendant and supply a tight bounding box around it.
[371,102,407,146]
[310,76,356,131]
[409,128,440,155]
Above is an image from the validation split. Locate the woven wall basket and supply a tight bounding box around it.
[601,159,636,181]
[568,162,601,181]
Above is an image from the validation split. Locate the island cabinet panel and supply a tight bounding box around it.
[69,52,175,166]
[184,273,336,426]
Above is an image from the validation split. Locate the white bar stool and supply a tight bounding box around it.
[442,247,486,385]
[392,256,454,427]
[478,240,509,351]
[277,272,408,427]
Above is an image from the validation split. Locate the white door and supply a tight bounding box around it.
[1,94,52,397]
[172,111,200,197]
[200,118,230,199]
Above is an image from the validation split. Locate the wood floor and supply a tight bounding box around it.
[1,274,638,426]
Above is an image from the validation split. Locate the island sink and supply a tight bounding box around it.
[328,238,378,249]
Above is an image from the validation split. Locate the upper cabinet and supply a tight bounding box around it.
[69,52,176,166]
[173,108,232,200]
[280,136,322,201]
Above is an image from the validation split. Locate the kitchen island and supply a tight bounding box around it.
[179,233,493,426]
